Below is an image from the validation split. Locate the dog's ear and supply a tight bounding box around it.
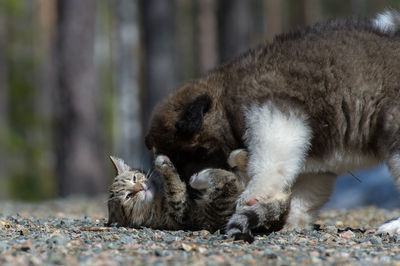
[176,94,212,136]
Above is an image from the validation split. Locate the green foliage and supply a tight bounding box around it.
[2,0,54,201]
[1,0,24,16]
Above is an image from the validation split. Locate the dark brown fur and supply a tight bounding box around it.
[146,17,400,239]
[146,18,400,179]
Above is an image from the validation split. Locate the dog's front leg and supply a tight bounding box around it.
[226,102,312,241]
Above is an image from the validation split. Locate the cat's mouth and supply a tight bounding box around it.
[140,182,154,201]
[140,183,148,191]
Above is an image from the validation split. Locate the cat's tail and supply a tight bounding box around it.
[372,9,400,36]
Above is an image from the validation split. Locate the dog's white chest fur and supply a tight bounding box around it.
[304,151,382,175]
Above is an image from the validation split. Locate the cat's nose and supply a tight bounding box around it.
[139,184,145,191]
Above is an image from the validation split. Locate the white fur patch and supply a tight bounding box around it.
[240,103,311,202]
[376,217,400,235]
[372,10,400,34]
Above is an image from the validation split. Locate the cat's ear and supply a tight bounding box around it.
[175,94,212,136]
[110,156,131,175]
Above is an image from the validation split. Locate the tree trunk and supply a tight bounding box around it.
[0,6,8,199]
[142,0,177,127]
[113,0,144,166]
[218,0,252,63]
[175,0,196,81]
[36,0,57,120]
[55,0,105,196]
[195,0,217,75]
[263,0,283,41]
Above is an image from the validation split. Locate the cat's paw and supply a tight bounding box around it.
[154,155,174,171]
[189,169,212,190]
[376,217,400,235]
[227,149,249,169]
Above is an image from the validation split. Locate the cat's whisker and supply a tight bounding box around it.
[147,168,156,180]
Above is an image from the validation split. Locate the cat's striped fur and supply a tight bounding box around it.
[107,150,250,232]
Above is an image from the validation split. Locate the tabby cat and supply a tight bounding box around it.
[107,149,251,233]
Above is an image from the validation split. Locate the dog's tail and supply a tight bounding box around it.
[372,9,400,36]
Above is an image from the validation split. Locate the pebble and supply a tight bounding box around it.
[325,225,338,234]
[263,248,278,259]
[340,230,356,240]
[369,236,382,245]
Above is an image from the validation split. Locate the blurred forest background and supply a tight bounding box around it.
[1,0,400,207]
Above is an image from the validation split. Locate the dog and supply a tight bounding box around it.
[145,10,400,239]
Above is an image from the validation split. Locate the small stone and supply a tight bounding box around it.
[276,238,286,245]
[335,221,344,227]
[339,252,350,258]
[200,230,210,237]
[380,256,392,263]
[0,242,8,252]
[19,230,30,236]
[340,230,355,241]
[198,247,207,253]
[311,255,322,263]
[0,220,11,228]
[213,229,220,236]
[325,226,337,234]
[181,242,197,252]
[155,249,167,256]
[264,248,278,259]
[370,236,382,245]
[390,235,399,243]
[46,234,67,249]
[294,228,303,234]
[19,240,33,252]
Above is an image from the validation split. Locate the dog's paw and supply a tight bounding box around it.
[225,211,256,243]
[228,191,290,236]
[189,169,212,190]
[376,217,400,236]
[154,155,173,171]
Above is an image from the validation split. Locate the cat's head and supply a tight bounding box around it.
[107,156,155,227]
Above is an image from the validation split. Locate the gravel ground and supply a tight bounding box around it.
[1,196,400,265]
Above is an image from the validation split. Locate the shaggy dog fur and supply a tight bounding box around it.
[146,11,400,240]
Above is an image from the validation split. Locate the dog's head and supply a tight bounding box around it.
[145,80,240,180]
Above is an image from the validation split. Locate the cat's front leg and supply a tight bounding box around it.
[190,149,249,197]
[154,155,188,222]
[226,102,312,240]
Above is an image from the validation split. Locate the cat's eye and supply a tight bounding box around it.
[125,193,133,199]
[133,175,137,182]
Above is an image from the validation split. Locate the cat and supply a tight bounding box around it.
[108,149,329,242]
[145,10,400,240]
[107,149,254,234]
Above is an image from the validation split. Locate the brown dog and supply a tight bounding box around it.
[146,11,400,240]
